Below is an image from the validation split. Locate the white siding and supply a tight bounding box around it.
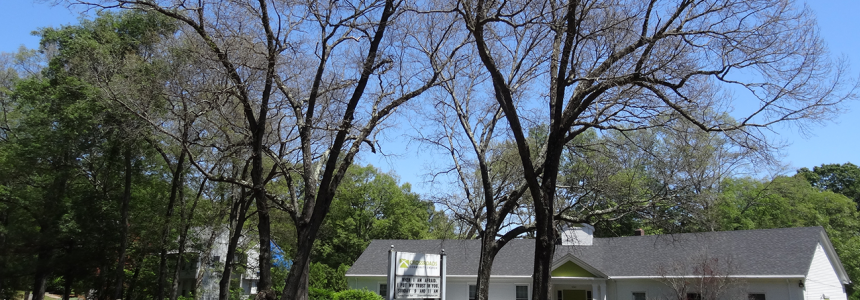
[805,243,847,300]
[607,279,676,300]
[349,276,387,296]
[351,276,810,300]
[348,277,530,300]
[607,278,803,300]
[743,279,803,300]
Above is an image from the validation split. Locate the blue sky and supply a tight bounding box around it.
[1,1,857,196]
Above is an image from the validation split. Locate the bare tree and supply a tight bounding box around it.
[450,0,857,299]
[69,1,463,299]
[420,52,536,300]
[658,254,746,300]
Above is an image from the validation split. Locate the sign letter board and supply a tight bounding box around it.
[393,252,441,299]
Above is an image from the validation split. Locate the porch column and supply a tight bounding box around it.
[599,281,606,300]
[591,283,598,300]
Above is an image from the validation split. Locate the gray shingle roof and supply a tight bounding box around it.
[347,227,829,277]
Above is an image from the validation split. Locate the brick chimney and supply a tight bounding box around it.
[634,228,645,236]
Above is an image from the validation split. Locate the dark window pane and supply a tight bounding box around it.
[748,294,766,300]
[633,292,646,300]
[516,286,528,300]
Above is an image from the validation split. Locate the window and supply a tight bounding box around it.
[748,294,766,300]
[516,286,528,300]
[687,293,702,300]
[586,291,592,299]
[633,292,646,300]
[378,283,388,297]
[469,285,476,300]
[557,290,562,300]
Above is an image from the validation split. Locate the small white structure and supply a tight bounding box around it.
[559,224,594,246]
[347,227,850,300]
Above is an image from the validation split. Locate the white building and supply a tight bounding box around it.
[346,226,850,300]
[174,227,261,300]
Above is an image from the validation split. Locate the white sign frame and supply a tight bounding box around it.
[387,248,446,300]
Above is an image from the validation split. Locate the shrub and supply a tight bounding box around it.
[309,287,336,300]
[333,289,383,300]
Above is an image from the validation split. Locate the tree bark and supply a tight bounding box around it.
[126,257,143,300]
[156,150,187,300]
[219,191,252,300]
[62,272,73,300]
[253,195,273,300]
[280,224,319,300]
[32,173,68,300]
[169,186,186,300]
[530,207,556,300]
[172,175,205,300]
[475,232,499,300]
[114,147,133,300]
[31,250,50,300]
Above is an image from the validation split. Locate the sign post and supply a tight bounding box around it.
[440,249,446,300]
[388,246,396,300]
[387,248,446,299]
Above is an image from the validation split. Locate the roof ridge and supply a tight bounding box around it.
[592,226,825,241]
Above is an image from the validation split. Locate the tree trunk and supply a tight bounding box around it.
[250,97,272,299]
[31,250,50,300]
[531,211,556,300]
[169,168,187,300]
[254,195,273,300]
[114,147,133,300]
[156,150,187,300]
[280,206,332,300]
[172,175,205,300]
[475,232,500,300]
[280,225,314,300]
[62,272,73,300]
[126,258,143,300]
[219,193,252,300]
[32,173,68,300]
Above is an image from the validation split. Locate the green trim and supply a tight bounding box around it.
[551,261,595,277]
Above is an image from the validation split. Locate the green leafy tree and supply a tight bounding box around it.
[717,175,860,299]
[0,11,181,300]
[313,165,441,269]
[798,163,860,207]
[308,263,348,292]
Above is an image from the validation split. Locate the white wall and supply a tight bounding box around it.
[607,279,675,300]
[352,276,809,300]
[349,276,388,295]
[348,277,531,300]
[806,243,847,300]
[607,278,804,300]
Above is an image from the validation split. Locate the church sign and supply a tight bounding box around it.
[387,249,446,299]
